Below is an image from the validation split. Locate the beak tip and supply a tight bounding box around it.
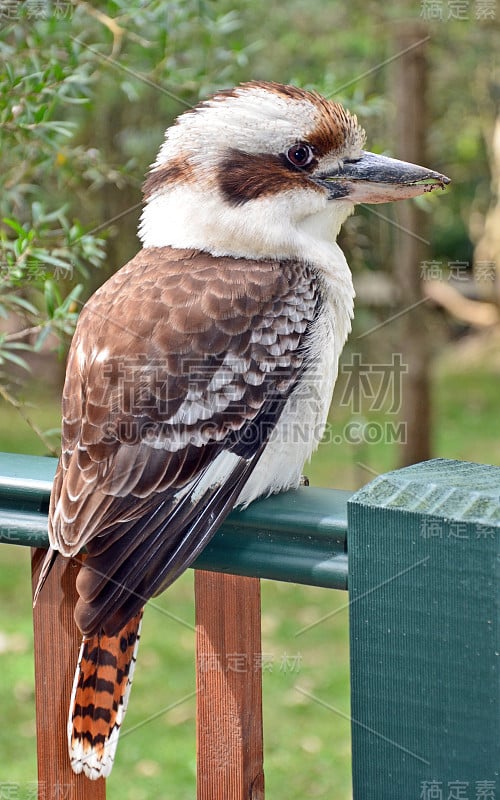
[430,171,451,188]
[424,173,450,191]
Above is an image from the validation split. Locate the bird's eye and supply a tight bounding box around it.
[286,143,314,168]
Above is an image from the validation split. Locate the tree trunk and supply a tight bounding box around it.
[392,23,432,466]
[473,114,500,305]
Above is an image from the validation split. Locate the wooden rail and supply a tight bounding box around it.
[0,453,498,799]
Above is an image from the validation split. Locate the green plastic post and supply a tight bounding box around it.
[348,458,499,799]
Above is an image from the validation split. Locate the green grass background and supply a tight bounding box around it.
[0,351,499,799]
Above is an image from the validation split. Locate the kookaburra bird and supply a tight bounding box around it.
[35,81,449,779]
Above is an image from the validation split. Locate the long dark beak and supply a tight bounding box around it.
[314,150,450,204]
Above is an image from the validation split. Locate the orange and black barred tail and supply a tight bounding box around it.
[68,609,144,780]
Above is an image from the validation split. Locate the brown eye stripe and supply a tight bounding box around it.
[217,149,322,206]
[142,156,195,200]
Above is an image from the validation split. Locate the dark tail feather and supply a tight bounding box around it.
[32,547,58,607]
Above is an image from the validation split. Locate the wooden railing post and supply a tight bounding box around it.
[31,549,106,800]
[195,571,264,799]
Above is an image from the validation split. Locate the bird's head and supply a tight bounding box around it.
[139,81,449,265]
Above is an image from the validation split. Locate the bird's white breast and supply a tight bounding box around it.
[237,245,354,506]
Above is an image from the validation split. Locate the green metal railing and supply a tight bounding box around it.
[1,451,498,799]
[0,451,349,588]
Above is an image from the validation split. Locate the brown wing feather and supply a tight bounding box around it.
[48,246,320,635]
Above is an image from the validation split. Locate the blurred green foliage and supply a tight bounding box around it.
[0,1,496,411]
